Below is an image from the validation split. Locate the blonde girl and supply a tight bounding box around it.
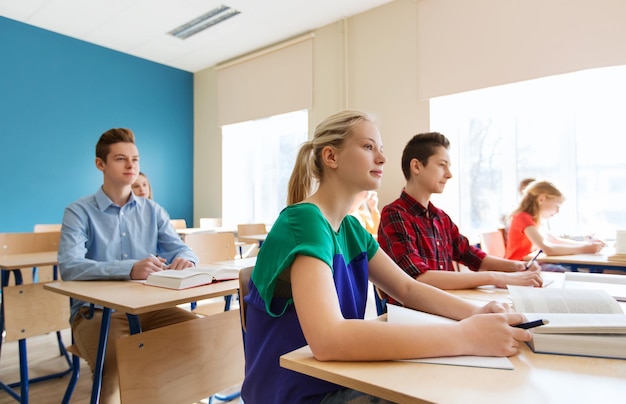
[241,110,532,404]
[505,180,604,261]
[131,171,152,199]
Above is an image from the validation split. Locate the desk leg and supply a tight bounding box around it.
[91,307,112,404]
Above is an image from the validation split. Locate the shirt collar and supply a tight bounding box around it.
[95,186,138,212]
[400,190,439,219]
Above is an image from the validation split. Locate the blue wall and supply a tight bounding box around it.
[0,16,194,232]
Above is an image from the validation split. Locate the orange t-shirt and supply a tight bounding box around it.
[505,211,536,260]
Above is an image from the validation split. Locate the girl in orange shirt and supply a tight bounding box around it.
[505,180,604,270]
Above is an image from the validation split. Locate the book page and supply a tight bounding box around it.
[564,272,626,302]
[508,285,623,314]
[387,305,514,370]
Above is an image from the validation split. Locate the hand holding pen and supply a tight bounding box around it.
[150,254,168,270]
[513,318,549,329]
[524,249,543,270]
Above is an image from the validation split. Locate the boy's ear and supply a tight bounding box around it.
[410,158,422,175]
[95,157,105,172]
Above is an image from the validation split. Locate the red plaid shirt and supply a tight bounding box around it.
[378,191,485,292]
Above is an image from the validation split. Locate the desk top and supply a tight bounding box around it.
[281,273,626,403]
[0,251,58,270]
[281,344,626,404]
[537,250,626,268]
[44,279,238,315]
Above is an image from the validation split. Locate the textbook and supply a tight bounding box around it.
[508,285,626,359]
[145,265,239,290]
[563,271,626,302]
[386,305,514,370]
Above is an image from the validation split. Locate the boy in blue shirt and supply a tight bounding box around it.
[58,128,198,404]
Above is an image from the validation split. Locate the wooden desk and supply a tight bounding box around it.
[213,257,256,271]
[538,251,626,273]
[44,280,239,404]
[0,252,58,271]
[280,276,626,404]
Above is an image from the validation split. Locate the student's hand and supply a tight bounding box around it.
[472,300,512,314]
[168,257,195,270]
[494,271,543,288]
[524,260,541,272]
[457,313,533,357]
[130,256,167,280]
[584,240,605,253]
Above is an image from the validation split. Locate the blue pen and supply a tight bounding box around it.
[513,319,549,329]
[524,249,543,270]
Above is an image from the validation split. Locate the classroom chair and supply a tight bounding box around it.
[1,283,73,402]
[236,223,267,244]
[183,232,238,313]
[208,264,252,404]
[480,230,507,258]
[0,231,71,402]
[183,232,238,264]
[116,311,244,404]
[33,224,62,283]
[372,284,388,316]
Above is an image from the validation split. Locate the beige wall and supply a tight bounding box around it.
[194,0,626,224]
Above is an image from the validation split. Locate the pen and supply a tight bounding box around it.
[150,254,168,269]
[524,249,543,270]
[513,319,549,329]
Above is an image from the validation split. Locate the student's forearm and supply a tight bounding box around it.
[416,270,497,290]
[401,278,478,320]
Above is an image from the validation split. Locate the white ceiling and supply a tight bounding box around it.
[1,0,393,72]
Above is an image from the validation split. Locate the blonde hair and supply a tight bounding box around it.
[513,180,563,223]
[286,110,374,205]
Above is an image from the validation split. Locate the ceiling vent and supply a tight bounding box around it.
[168,5,240,39]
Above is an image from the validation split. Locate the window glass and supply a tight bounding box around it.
[221,110,308,227]
[430,66,626,242]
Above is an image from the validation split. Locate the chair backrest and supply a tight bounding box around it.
[237,223,267,243]
[170,219,187,230]
[480,230,506,258]
[116,310,244,404]
[3,283,70,342]
[199,217,222,229]
[33,223,62,232]
[184,232,237,264]
[238,265,253,333]
[0,231,60,255]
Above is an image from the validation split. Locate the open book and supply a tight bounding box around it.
[563,272,626,302]
[387,305,514,370]
[508,285,626,359]
[145,265,239,290]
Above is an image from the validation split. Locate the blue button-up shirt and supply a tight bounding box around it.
[58,187,198,321]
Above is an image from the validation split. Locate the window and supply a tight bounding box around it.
[430,65,626,241]
[221,110,308,227]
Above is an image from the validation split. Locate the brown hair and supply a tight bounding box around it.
[286,110,374,205]
[513,180,563,222]
[95,128,135,162]
[401,132,450,180]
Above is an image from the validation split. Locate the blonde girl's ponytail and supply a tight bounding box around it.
[287,141,315,205]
